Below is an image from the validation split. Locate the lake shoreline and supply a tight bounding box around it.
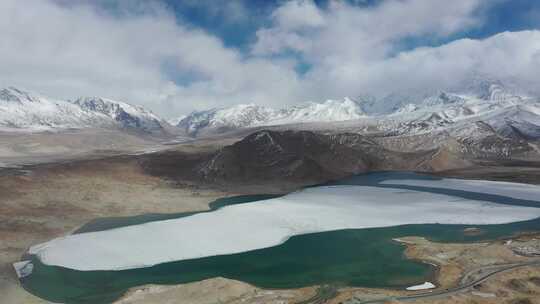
[5,163,540,304]
[111,231,540,304]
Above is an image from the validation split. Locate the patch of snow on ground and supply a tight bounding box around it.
[406,282,436,291]
[28,183,540,271]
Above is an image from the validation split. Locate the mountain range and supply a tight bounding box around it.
[173,80,539,138]
[1,80,539,143]
[173,97,367,136]
[0,87,168,134]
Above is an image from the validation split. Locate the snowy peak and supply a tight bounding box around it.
[177,103,275,135]
[462,77,505,99]
[175,97,366,135]
[73,97,159,120]
[0,87,41,104]
[173,77,539,137]
[422,91,466,106]
[0,87,104,130]
[210,103,275,127]
[0,87,168,134]
[454,75,526,103]
[484,83,522,103]
[72,97,165,132]
[167,115,186,126]
[279,97,365,123]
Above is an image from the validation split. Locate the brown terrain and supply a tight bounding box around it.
[1,128,540,303]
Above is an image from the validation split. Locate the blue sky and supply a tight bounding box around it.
[2,0,540,117]
[169,0,540,51]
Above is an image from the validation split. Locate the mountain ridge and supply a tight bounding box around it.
[175,97,367,136]
[2,79,538,141]
[172,80,539,137]
[0,87,170,134]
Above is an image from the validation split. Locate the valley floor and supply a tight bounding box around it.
[0,155,231,303]
[1,144,540,304]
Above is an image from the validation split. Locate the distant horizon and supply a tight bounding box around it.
[2,0,540,117]
[2,75,533,120]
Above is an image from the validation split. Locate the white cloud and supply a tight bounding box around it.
[254,0,540,100]
[297,30,540,102]
[1,0,540,118]
[0,0,301,117]
[272,0,325,30]
[357,31,540,95]
[253,0,485,59]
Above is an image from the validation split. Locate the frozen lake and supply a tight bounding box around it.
[29,174,540,271]
[21,172,540,304]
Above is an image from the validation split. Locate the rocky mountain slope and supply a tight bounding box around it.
[186,83,540,182]
[139,127,539,187]
[0,87,169,134]
[148,129,434,184]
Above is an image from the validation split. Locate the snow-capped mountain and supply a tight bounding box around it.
[177,104,276,135]
[72,97,165,133]
[0,87,168,133]
[356,76,529,116]
[172,79,539,138]
[383,83,535,136]
[3,78,538,141]
[167,115,186,127]
[176,97,366,135]
[272,97,366,124]
[0,87,113,130]
[480,104,540,140]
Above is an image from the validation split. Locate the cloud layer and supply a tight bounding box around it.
[0,0,301,115]
[1,0,539,117]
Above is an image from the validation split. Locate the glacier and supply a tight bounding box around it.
[381,176,540,202]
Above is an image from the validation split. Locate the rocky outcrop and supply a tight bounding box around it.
[197,130,433,184]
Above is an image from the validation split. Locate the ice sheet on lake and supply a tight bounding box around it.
[13,260,33,278]
[381,177,540,202]
[28,183,540,271]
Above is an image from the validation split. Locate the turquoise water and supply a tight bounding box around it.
[22,172,540,304]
